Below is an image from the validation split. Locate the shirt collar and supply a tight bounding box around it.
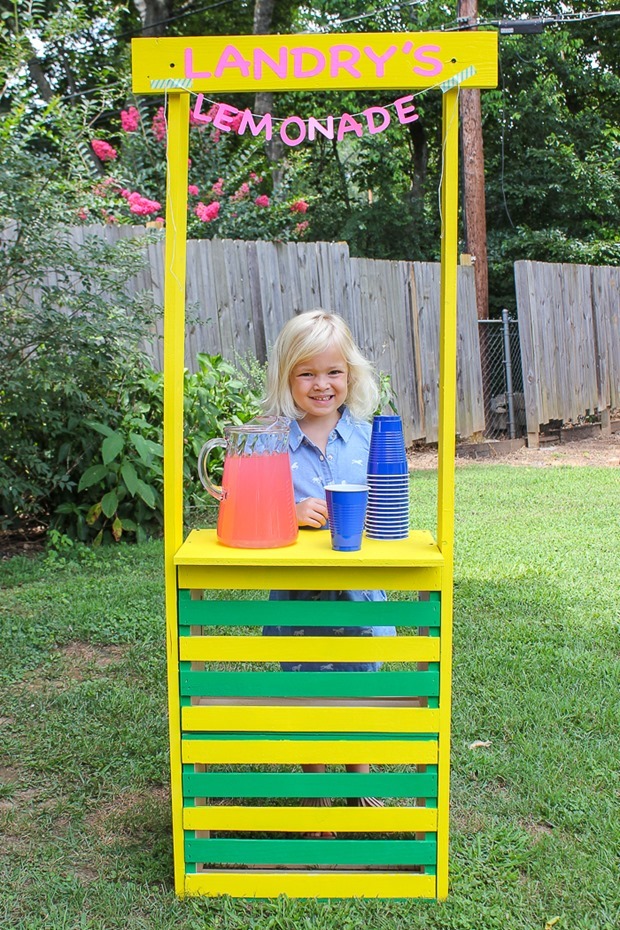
[288,406,355,451]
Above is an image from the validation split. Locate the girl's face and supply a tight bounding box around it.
[290,347,349,422]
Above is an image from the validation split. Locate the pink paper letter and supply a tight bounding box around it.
[330,44,361,79]
[413,45,443,77]
[291,47,325,78]
[307,116,335,141]
[363,45,397,78]
[337,113,363,142]
[238,110,273,140]
[213,103,240,131]
[394,95,419,125]
[191,93,211,123]
[280,116,306,147]
[214,45,251,79]
[362,106,391,134]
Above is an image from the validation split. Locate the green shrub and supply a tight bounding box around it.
[67,353,263,544]
[0,231,160,531]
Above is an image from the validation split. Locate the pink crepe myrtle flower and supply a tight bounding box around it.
[290,199,309,214]
[121,106,140,132]
[152,107,167,143]
[231,182,251,202]
[188,184,200,197]
[255,195,270,208]
[77,207,89,220]
[250,172,263,183]
[125,191,162,215]
[91,139,117,162]
[189,108,205,127]
[295,221,310,236]
[195,201,221,222]
[211,178,225,197]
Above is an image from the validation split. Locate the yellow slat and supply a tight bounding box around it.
[178,564,443,591]
[184,870,436,898]
[179,635,440,663]
[184,805,437,833]
[182,705,439,733]
[175,530,444,593]
[181,738,438,765]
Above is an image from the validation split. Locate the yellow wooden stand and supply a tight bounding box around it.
[132,31,497,900]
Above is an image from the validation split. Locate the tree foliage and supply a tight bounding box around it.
[5,1,617,292]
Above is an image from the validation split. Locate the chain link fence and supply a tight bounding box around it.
[478,312,525,440]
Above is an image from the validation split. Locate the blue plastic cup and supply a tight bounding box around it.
[368,415,408,474]
[324,483,369,551]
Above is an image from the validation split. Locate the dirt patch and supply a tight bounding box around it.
[521,818,555,841]
[409,431,620,470]
[60,642,127,671]
[19,643,129,696]
[86,787,171,842]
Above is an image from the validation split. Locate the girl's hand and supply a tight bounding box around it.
[296,497,328,528]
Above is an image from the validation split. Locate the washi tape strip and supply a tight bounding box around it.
[150,78,193,90]
[440,66,476,93]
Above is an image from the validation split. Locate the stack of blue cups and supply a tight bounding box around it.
[366,415,409,540]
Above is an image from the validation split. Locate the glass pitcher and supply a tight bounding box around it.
[197,416,298,549]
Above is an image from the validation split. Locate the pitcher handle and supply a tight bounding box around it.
[197,438,227,501]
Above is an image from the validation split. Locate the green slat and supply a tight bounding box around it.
[180,670,439,698]
[182,770,438,798]
[185,837,437,866]
[178,595,440,629]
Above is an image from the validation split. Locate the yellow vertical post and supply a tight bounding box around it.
[436,85,459,900]
[162,91,190,896]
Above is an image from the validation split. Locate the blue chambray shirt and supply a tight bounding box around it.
[265,406,395,671]
[287,406,371,503]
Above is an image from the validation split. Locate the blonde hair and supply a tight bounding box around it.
[264,310,379,420]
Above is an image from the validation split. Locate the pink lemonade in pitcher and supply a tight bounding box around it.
[217,451,298,548]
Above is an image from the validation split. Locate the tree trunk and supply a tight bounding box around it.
[457,0,489,321]
[408,118,428,205]
[132,0,173,37]
[27,54,54,102]
[253,0,284,187]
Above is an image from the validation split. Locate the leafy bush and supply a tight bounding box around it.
[0,213,161,537]
[69,353,263,544]
[0,141,264,544]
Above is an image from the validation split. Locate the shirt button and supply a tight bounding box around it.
[319,455,324,461]
[328,455,333,461]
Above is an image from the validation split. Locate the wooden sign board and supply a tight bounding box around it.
[132,32,497,94]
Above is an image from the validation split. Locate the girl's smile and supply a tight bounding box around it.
[290,348,349,424]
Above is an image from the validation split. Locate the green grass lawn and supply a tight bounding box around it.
[1,465,619,930]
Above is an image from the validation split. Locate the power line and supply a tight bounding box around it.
[448,9,620,32]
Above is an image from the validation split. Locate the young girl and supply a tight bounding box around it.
[262,309,395,823]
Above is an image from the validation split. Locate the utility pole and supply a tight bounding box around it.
[458,0,489,320]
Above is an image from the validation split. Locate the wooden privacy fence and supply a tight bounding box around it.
[515,261,620,445]
[71,225,483,445]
